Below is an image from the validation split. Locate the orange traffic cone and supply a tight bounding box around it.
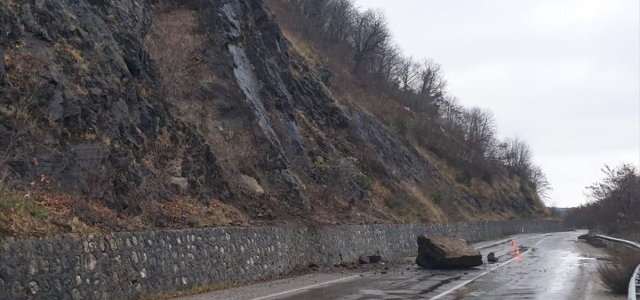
[512,240,521,257]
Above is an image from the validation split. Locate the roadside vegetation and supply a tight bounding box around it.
[565,164,640,294]
[597,250,640,294]
[565,164,640,239]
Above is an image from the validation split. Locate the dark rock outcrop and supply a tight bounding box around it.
[415,235,482,269]
[0,0,230,217]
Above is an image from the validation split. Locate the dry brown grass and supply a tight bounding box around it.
[144,5,206,103]
[0,181,249,237]
[139,197,248,229]
[281,29,321,69]
[4,42,45,95]
[0,185,49,236]
[597,250,640,294]
[401,182,447,223]
[0,180,110,237]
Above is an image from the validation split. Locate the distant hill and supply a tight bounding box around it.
[549,207,570,218]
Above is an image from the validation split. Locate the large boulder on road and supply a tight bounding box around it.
[415,235,482,269]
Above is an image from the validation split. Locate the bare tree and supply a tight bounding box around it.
[495,137,552,200]
[395,56,420,92]
[323,0,355,42]
[461,107,496,157]
[567,164,640,230]
[587,164,640,219]
[438,96,464,133]
[499,136,533,176]
[529,165,552,200]
[404,59,446,116]
[350,8,390,75]
[371,41,401,82]
[416,58,446,100]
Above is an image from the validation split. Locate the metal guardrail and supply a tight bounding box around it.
[595,235,640,250]
[630,264,640,300]
[592,235,640,300]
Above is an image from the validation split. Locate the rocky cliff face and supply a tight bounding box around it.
[0,0,547,234]
[0,0,230,218]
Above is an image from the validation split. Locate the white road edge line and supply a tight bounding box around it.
[250,234,552,300]
[429,235,550,300]
[250,274,362,300]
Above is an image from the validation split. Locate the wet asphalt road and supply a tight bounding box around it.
[176,231,624,300]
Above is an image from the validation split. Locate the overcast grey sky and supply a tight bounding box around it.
[357,0,640,207]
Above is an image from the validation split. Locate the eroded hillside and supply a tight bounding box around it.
[0,0,549,236]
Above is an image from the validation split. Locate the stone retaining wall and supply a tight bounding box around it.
[0,220,562,300]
